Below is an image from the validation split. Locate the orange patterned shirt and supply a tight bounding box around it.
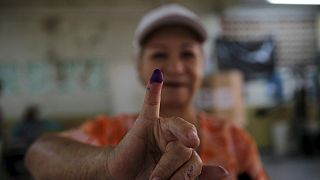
[69,112,267,180]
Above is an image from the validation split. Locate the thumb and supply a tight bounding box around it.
[140,69,163,119]
[199,165,229,180]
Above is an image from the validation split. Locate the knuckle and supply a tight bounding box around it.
[161,117,170,127]
[161,117,170,124]
[175,117,196,131]
[173,143,192,159]
[177,147,192,160]
[173,116,185,125]
[174,117,187,126]
[167,142,192,160]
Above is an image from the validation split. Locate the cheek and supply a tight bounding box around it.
[189,66,203,95]
[189,61,203,82]
[140,61,160,84]
[196,65,204,82]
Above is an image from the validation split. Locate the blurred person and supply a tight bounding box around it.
[0,79,3,140]
[3,105,61,178]
[0,79,3,142]
[25,4,267,180]
[0,79,3,178]
[11,105,61,146]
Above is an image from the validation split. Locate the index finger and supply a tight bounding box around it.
[139,69,163,119]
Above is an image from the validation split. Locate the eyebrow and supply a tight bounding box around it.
[181,42,197,49]
[146,43,167,49]
[147,42,197,50]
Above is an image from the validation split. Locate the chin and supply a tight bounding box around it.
[161,94,190,108]
[161,87,193,107]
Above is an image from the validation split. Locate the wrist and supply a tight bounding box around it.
[104,148,114,179]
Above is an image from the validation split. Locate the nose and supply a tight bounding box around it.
[164,57,184,74]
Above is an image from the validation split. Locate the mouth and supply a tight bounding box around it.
[163,82,188,88]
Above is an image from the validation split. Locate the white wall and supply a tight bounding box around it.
[0,5,221,119]
[0,8,145,119]
[317,12,320,51]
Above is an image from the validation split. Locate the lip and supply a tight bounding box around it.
[163,82,188,88]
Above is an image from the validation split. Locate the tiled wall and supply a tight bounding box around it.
[221,6,318,67]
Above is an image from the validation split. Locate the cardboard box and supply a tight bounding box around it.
[198,70,246,126]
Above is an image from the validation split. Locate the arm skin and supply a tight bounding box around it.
[25,134,112,180]
[25,70,229,180]
[24,79,197,180]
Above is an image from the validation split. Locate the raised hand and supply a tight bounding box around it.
[107,69,229,180]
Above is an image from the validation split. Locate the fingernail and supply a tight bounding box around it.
[150,69,163,83]
[151,177,161,180]
[201,165,229,179]
[217,165,229,177]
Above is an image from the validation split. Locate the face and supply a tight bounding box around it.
[138,26,204,108]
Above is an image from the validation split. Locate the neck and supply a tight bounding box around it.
[160,105,198,125]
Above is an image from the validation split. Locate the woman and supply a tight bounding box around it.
[25,4,267,180]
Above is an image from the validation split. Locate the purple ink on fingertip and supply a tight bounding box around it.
[150,69,163,83]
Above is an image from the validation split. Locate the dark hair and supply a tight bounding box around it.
[23,105,39,121]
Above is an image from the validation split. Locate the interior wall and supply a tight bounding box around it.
[0,8,143,119]
[222,5,318,67]
[0,1,222,120]
[317,12,320,50]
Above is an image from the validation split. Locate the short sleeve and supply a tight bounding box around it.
[231,125,269,180]
[81,114,134,146]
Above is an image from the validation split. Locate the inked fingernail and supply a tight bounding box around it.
[150,69,163,83]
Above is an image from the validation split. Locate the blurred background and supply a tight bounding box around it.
[0,0,320,179]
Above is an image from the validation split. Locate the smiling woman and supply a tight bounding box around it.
[25,4,268,180]
[138,25,204,109]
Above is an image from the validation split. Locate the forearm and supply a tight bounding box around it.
[25,134,112,180]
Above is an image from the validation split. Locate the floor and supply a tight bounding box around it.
[263,155,320,180]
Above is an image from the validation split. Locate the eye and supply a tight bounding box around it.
[151,52,168,60]
[181,50,195,60]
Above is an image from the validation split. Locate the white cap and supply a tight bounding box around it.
[133,4,208,51]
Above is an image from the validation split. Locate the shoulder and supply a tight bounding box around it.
[61,113,138,146]
[81,113,137,131]
[199,112,233,132]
